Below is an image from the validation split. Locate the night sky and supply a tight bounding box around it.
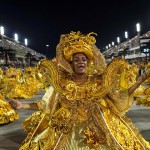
[0,0,150,59]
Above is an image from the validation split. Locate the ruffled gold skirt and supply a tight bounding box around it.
[0,94,19,125]
[19,105,150,150]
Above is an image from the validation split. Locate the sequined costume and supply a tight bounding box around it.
[0,68,19,124]
[20,31,150,150]
[0,66,43,125]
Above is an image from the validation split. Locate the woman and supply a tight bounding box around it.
[10,31,150,150]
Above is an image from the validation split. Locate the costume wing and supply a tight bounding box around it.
[37,59,67,94]
[102,59,127,88]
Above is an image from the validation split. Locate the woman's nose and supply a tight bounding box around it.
[78,59,85,63]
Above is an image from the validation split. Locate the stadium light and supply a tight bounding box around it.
[117,37,120,44]
[46,44,49,50]
[0,26,4,35]
[24,38,28,46]
[14,33,18,41]
[136,23,141,33]
[125,31,128,39]
[112,41,115,46]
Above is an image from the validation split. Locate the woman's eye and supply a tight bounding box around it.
[73,57,87,62]
[82,58,87,61]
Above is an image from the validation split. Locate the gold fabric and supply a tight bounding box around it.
[57,31,95,61]
[19,31,150,150]
[20,78,150,150]
[0,94,19,124]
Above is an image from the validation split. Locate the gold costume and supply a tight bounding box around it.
[0,68,19,124]
[20,32,150,150]
[0,66,43,125]
[0,93,19,124]
[133,63,150,107]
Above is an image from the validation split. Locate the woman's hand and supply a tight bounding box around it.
[9,99,23,110]
[128,71,150,95]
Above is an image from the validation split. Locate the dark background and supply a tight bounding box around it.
[0,0,150,59]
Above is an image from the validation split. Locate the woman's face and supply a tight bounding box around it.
[71,53,88,74]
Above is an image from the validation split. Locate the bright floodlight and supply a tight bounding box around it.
[24,38,28,46]
[46,44,49,51]
[117,37,120,44]
[112,41,114,46]
[109,44,111,48]
[125,31,128,39]
[136,23,141,32]
[106,46,108,49]
[14,33,18,41]
[0,26,4,35]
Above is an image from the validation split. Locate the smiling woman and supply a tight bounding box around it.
[9,31,150,150]
[71,53,88,75]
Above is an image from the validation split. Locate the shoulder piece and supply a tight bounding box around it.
[37,59,67,94]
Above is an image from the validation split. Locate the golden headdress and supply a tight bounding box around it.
[56,31,106,75]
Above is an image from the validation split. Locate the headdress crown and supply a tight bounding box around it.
[58,31,97,61]
[56,31,106,75]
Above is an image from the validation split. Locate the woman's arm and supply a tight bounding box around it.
[9,99,38,110]
[128,71,150,96]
